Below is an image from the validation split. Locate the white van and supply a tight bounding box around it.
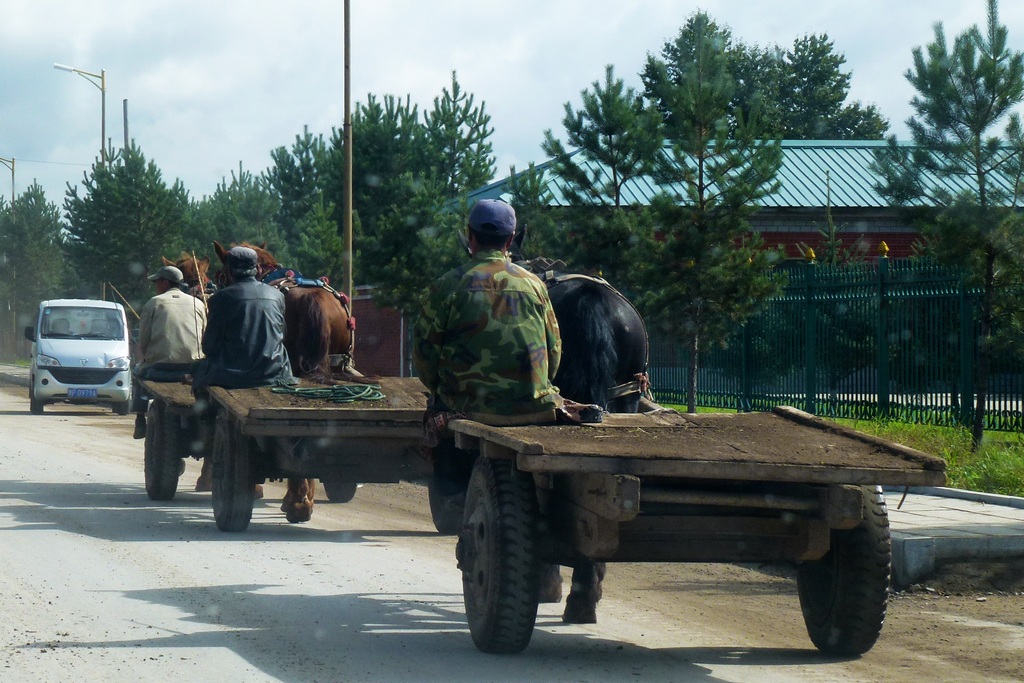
[23,298,133,415]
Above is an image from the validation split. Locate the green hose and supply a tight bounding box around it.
[271,383,386,403]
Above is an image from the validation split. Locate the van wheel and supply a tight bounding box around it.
[113,400,130,415]
[29,387,44,415]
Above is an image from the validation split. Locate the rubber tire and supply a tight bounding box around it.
[29,394,44,415]
[428,474,464,536]
[797,485,891,656]
[113,400,130,415]
[321,479,358,503]
[460,458,540,654]
[144,402,182,501]
[211,413,255,533]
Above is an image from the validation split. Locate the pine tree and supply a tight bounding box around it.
[0,184,67,343]
[540,65,662,284]
[639,11,786,412]
[64,143,191,309]
[265,126,327,252]
[189,167,285,264]
[872,0,1024,446]
[423,72,495,198]
[293,193,346,281]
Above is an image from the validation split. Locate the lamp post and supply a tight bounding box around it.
[54,63,106,166]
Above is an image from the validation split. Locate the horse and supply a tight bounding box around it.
[162,252,214,300]
[211,240,356,524]
[212,241,355,380]
[510,226,651,625]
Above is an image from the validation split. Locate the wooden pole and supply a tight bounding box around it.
[343,0,354,301]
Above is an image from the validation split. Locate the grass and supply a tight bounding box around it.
[663,403,1024,497]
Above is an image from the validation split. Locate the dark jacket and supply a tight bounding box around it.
[192,276,297,390]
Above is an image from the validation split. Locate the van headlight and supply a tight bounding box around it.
[107,357,131,371]
[37,355,61,367]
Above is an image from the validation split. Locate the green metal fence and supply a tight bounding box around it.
[650,258,1024,432]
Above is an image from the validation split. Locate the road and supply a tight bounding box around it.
[0,384,1021,682]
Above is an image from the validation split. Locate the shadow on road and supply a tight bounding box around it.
[14,582,837,682]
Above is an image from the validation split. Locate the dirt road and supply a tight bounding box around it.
[0,385,1021,682]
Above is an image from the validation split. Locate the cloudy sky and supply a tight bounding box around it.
[2,0,1021,208]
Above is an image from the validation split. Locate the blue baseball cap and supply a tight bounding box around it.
[468,199,516,236]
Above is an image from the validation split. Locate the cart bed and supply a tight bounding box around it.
[450,405,946,487]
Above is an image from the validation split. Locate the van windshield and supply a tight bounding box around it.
[41,306,125,340]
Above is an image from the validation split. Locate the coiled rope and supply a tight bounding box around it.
[271,383,385,403]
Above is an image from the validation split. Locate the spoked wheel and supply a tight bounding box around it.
[458,457,540,654]
[211,413,256,532]
[144,401,183,501]
[428,474,465,536]
[321,478,358,503]
[797,485,891,656]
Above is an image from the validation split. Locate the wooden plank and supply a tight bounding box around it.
[447,419,546,454]
[770,405,940,469]
[239,422,422,438]
[207,386,251,422]
[140,379,195,408]
[516,452,945,486]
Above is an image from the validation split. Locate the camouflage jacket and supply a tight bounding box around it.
[413,249,562,416]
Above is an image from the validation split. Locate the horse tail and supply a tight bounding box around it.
[553,284,617,408]
[292,292,332,377]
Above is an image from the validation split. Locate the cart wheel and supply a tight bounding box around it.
[797,485,891,656]
[459,458,540,654]
[428,475,465,536]
[211,413,255,532]
[144,402,182,501]
[321,479,358,503]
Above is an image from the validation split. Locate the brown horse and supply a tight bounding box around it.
[162,252,212,300]
[211,240,356,523]
[212,241,355,379]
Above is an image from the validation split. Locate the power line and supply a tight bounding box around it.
[8,158,90,168]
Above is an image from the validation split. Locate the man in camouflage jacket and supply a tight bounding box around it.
[413,199,562,500]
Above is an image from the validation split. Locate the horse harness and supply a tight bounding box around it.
[519,260,652,404]
[261,265,357,371]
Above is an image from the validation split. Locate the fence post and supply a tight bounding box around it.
[804,253,817,414]
[741,322,752,412]
[876,245,890,420]
[958,275,974,428]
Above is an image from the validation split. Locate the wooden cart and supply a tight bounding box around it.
[446,405,946,657]
[139,378,431,527]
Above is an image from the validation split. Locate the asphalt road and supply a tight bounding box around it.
[1,384,1021,683]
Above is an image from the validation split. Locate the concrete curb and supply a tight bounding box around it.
[886,485,1024,510]
[0,368,28,387]
[885,485,1024,588]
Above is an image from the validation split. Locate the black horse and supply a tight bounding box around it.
[511,229,651,624]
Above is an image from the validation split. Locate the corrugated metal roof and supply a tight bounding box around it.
[468,140,1014,209]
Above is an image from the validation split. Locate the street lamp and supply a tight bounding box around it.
[54,63,106,166]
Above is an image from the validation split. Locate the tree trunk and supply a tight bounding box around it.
[686,330,699,414]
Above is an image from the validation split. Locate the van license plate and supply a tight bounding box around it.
[68,388,98,399]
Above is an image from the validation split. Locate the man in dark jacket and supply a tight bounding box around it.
[192,246,297,391]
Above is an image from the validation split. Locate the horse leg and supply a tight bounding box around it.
[281,477,315,523]
[195,457,212,492]
[538,564,563,603]
[563,560,606,624]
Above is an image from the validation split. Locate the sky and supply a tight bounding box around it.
[2,0,1022,209]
